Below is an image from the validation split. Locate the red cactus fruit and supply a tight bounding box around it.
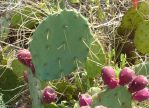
[128,75,148,93]
[119,67,135,86]
[101,66,115,85]
[79,94,92,107]
[17,49,32,66]
[42,86,57,104]
[23,70,28,82]
[107,78,119,89]
[95,105,107,108]
[17,49,35,74]
[132,88,149,102]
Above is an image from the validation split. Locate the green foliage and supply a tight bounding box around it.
[55,80,77,100]
[0,94,6,108]
[0,66,23,102]
[28,69,44,108]
[11,5,45,29]
[87,87,101,96]
[85,41,106,78]
[118,1,149,35]
[133,62,149,76]
[92,86,132,108]
[11,59,26,77]
[0,17,9,41]
[134,21,149,54]
[68,0,80,4]
[30,9,93,81]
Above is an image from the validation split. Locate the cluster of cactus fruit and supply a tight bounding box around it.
[101,66,149,101]
[77,66,149,108]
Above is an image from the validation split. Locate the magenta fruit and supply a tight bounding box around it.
[128,75,148,93]
[23,70,28,82]
[17,49,35,74]
[119,67,135,86]
[107,78,119,89]
[132,88,149,102]
[101,66,115,85]
[79,94,92,107]
[42,86,57,104]
[17,49,32,66]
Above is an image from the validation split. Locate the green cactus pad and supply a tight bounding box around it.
[0,66,23,102]
[117,1,149,36]
[84,40,106,78]
[30,9,93,81]
[134,21,149,54]
[11,6,45,29]
[92,86,132,108]
[0,17,9,41]
[28,69,44,108]
[133,62,149,76]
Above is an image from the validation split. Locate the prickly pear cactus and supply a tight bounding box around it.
[0,17,9,41]
[115,1,149,64]
[85,40,106,78]
[134,21,149,54]
[118,1,149,35]
[11,5,45,29]
[28,69,44,108]
[29,9,93,81]
[0,66,23,102]
[133,62,149,76]
[92,86,132,108]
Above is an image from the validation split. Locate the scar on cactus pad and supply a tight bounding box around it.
[29,9,93,81]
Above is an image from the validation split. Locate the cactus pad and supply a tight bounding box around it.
[92,86,132,108]
[134,21,149,54]
[30,9,92,81]
[28,69,44,108]
[117,1,149,36]
[0,66,23,102]
[133,62,149,76]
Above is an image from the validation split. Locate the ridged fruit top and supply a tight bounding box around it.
[29,9,92,81]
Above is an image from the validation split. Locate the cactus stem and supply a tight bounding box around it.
[28,69,44,108]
